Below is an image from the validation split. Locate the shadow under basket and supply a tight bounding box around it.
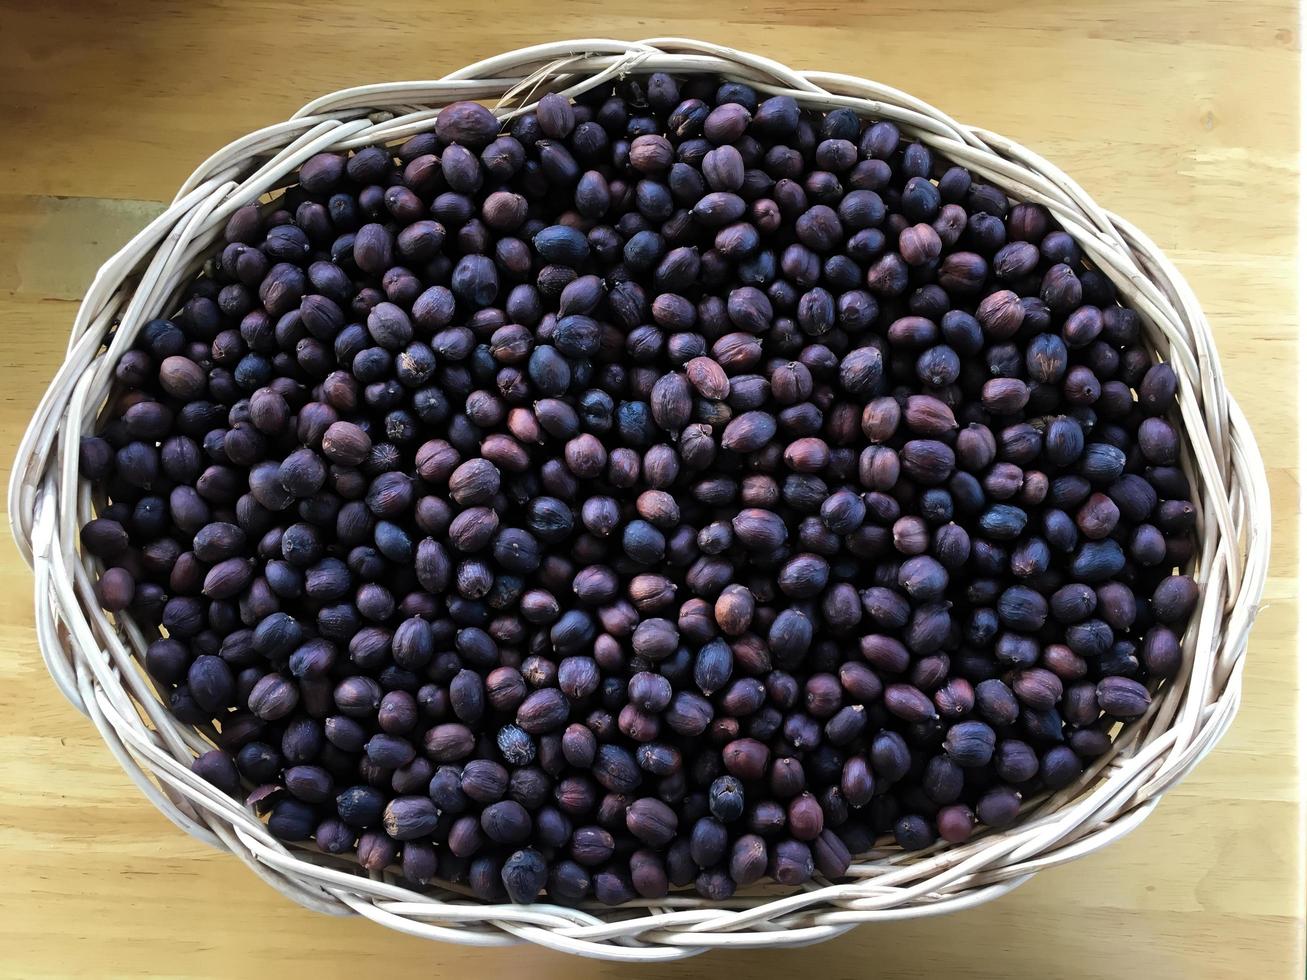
[8,37,1271,961]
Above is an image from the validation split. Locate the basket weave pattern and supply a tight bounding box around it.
[8,38,1271,960]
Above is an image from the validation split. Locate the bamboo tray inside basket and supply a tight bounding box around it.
[7,37,1271,961]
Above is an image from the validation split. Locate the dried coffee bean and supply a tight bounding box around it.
[79,79,1199,893]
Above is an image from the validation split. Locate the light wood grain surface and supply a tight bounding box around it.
[0,2,1300,977]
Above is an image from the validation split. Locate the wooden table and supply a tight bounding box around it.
[0,2,1300,977]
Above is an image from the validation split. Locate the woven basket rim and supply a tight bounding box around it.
[7,37,1272,961]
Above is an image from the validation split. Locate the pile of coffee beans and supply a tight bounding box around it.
[78,73,1199,905]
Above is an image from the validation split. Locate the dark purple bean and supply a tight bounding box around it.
[78,87,1197,887]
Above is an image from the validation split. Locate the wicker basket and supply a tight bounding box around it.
[8,37,1271,961]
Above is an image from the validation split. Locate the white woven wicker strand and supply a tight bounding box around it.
[8,37,1271,961]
